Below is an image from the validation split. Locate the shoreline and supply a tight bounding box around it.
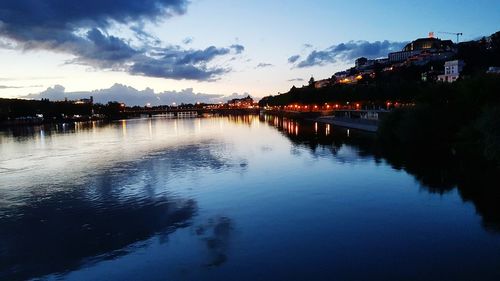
[261,109,379,132]
[0,112,261,129]
[315,116,379,132]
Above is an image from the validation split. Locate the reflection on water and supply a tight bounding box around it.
[262,114,500,233]
[195,216,233,267]
[0,138,249,280]
[1,115,500,281]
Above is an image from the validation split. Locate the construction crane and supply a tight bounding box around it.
[437,31,463,43]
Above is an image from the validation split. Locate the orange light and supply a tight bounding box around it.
[356,75,363,80]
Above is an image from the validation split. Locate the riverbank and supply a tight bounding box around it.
[315,116,378,132]
[0,116,103,127]
[262,109,379,132]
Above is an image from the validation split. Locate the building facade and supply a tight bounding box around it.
[227,95,254,108]
[438,60,465,83]
[388,37,455,63]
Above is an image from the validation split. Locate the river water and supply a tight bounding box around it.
[1,115,499,281]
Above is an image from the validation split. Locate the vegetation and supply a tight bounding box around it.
[0,98,128,122]
[0,98,92,121]
[377,75,500,167]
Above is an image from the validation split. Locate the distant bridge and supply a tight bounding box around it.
[123,107,260,116]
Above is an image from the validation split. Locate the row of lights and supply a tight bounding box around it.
[267,101,404,111]
[282,103,362,110]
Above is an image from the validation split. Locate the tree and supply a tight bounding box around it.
[308,76,315,88]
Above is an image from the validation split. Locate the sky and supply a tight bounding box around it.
[0,0,498,105]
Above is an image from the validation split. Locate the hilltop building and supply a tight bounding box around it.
[388,37,455,63]
[355,57,388,70]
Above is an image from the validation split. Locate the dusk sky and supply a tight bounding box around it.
[0,0,498,104]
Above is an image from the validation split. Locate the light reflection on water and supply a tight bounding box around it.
[0,115,499,281]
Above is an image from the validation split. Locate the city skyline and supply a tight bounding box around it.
[0,0,498,104]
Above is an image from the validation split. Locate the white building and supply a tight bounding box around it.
[438,60,465,83]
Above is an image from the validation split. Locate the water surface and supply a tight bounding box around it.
[1,115,499,281]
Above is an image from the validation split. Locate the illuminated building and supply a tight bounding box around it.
[388,37,455,63]
[227,95,254,108]
[438,60,465,82]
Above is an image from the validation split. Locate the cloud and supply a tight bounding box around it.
[130,59,228,81]
[0,38,15,49]
[296,50,335,68]
[287,78,304,82]
[0,85,42,89]
[0,0,244,81]
[0,76,64,81]
[225,92,251,100]
[182,37,193,44]
[256,63,273,68]
[293,40,408,68]
[130,22,161,46]
[176,46,232,65]
[287,55,301,64]
[230,44,245,54]
[22,84,251,106]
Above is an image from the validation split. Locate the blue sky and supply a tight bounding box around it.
[0,0,498,104]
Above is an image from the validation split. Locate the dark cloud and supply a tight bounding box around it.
[256,62,273,68]
[177,46,231,65]
[296,50,335,68]
[82,28,140,66]
[0,0,243,81]
[130,22,162,46]
[293,40,407,68]
[287,55,301,64]
[130,59,228,81]
[230,44,245,54]
[22,84,251,106]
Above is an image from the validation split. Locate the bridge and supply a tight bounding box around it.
[123,107,260,117]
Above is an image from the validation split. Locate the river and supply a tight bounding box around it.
[1,115,499,281]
